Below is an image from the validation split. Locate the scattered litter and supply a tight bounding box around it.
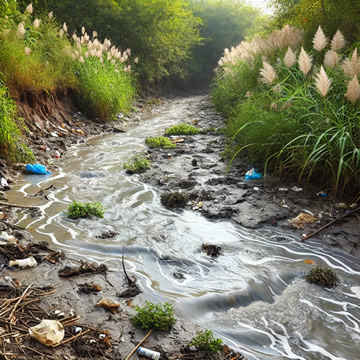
[29,319,65,346]
[351,286,360,298]
[59,261,108,277]
[304,259,316,265]
[244,168,262,181]
[1,177,9,188]
[95,298,120,314]
[9,256,38,269]
[1,231,15,242]
[280,200,290,209]
[253,186,260,191]
[50,132,59,138]
[78,283,101,294]
[317,191,328,198]
[202,243,222,257]
[289,212,317,229]
[335,202,347,209]
[279,187,288,192]
[137,346,161,359]
[75,327,83,334]
[290,186,303,192]
[25,163,51,175]
[54,150,61,159]
[302,209,314,216]
[350,203,358,209]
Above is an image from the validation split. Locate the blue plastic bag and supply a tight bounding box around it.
[244,168,262,181]
[25,163,51,175]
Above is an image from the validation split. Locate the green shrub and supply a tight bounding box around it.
[305,266,339,288]
[131,301,176,331]
[164,123,200,136]
[145,136,176,149]
[66,201,104,220]
[124,157,151,174]
[189,330,223,353]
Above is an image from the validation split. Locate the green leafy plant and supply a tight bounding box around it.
[124,157,151,174]
[189,330,223,353]
[66,201,104,220]
[164,123,200,136]
[305,266,339,288]
[145,136,176,149]
[131,301,176,331]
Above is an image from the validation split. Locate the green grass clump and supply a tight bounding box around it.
[75,57,135,121]
[189,330,223,353]
[66,201,104,220]
[305,266,339,288]
[124,157,151,174]
[145,136,176,149]
[0,80,35,163]
[131,301,176,331]
[164,123,200,136]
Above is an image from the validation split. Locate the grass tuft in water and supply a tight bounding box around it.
[305,266,339,287]
[66,201,104,220]
[145,136,176,149]
[189,329,223,354]
[164,123,200,136]
[124,157,151,174]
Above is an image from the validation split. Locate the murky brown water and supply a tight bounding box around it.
[7,96,360,360]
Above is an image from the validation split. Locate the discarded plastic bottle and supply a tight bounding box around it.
[136,347,161,360]
[244,168,262,181]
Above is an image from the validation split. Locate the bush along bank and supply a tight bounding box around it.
[212,25,360,195]
[0,1,136,163]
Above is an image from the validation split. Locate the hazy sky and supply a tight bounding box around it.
[248,0,274,15]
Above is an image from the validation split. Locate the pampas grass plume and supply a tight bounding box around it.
[59,29,64,38]
[313,26,328,52]
[331,30,346,51]
[284,47,296,67]
[314,66,332,97]
[25,3,33,14]
[48,12,53,19]
[260,61,277,85]
[79,56,85,64]
[17,22,25,38]
[33,19,41,28]
[24,47,31,56]
[345,75,360,104]
[81,26,85,35]
[342,48,360,77]
[324,50,340,68]
[298,47,313,75]
[63,23,67,33]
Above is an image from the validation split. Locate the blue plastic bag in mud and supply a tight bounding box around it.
[244,168,262,181]
[25,163,51,175]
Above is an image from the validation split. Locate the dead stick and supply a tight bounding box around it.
[0,201,39,210]
[0,220,25,230]
[125,328,153,360]
[52,329,91,347]
[8,285,33,323]
[302,207,360,242]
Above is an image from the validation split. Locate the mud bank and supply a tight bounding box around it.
[141,95,360,258]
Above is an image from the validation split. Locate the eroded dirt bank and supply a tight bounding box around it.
[141,95,359,258]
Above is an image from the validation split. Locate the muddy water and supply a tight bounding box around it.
[7,96,360,360]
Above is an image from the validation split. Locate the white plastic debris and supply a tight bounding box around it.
[253,186,260,191]
[279,187,288,192]
[290,186,303,192]
[0,177,9,188]
[9,256,37,269]
[29,319,64,346]
[75,327,82,334]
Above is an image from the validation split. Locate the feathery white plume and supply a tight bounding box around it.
[314,66,332,97]
[313,26,328,52]
[342,48,360,77]
[81,26,85,35]
[48,12,53,19]
[331,30,346,51]
[345,75,360,104]
[33,19,41,28]
[17,22,25,38]
[63,22,67,33]
[324,50,340,68]
[25,3,33,14]
[25,47,31,56]
[259,61,277,85]
[298,47,313,75]
[284,47,296,67]
[79,56,85,64]
[59,29,64,38]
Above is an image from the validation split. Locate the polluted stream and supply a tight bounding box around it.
[6,96,360,360]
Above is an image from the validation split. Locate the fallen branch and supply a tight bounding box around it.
[0,220,25,230]
[0,201,39,210]
[302,206,360,242]
[125,328,153,360]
